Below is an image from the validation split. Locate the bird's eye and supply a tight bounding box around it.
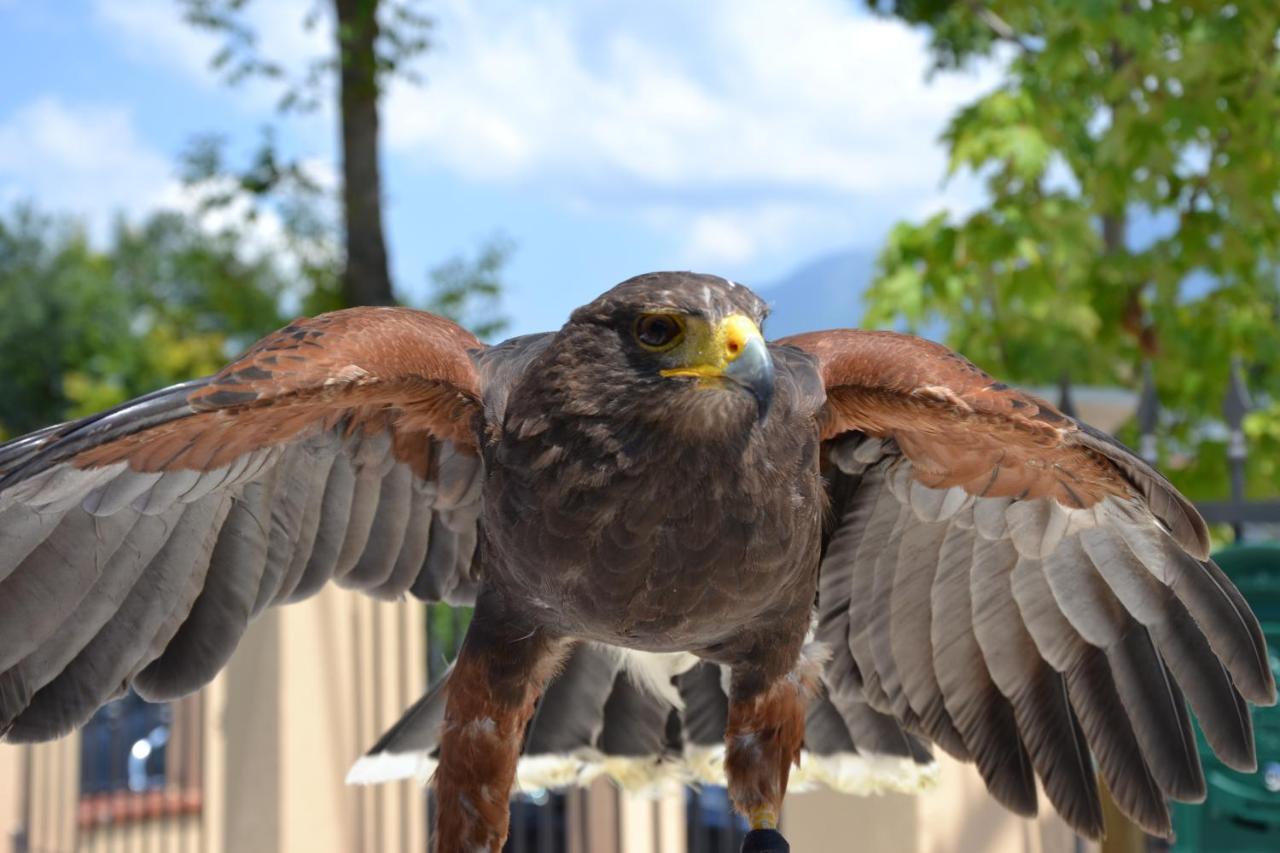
[633,314,685,351]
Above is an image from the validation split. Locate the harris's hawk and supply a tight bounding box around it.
[0,272,1272,851]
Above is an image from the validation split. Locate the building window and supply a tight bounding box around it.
[77,690,203,828]
[687,786,749,853]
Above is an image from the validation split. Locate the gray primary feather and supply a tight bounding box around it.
[1011,550,1170,834]
[332,431,395,582]
[5,494,233,740]
[599,672,672,758]
[290,449,356,601]
[889,518,969,759]
[930,522,1037,816]
[845,484,902,712]
[968,532,1104,836]
[1065,647,1170,836]
[1113,518,1272,704]
[676,662,729,747]
[371,474,437,599]
[1106,624,1203,801]
[1072,422,1210,558]
[804,694,857,756]
[273,448,339,604]
[0,508,138,671]
[135,478,275,701]
[0,505,183,725]
[1152,604,1255,771]
[866,503,917,726]
[343,461,413,593]
[0,503,69,582]
[1079,525,1255,769]
[525,645,622,755]
[252,448,311,615]
[1042,536,1203,801]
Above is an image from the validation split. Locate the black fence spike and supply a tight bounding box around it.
[1136,362,1159,463]
[1222,357,1251,542]
[1223,357,1252,429]
[1136,362,1159,435]
[1057,373,1078,419]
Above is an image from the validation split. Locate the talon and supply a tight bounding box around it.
[741,827,790,853]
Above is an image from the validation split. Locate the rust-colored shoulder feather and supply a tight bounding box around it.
[778,329,1208,559]
[71,307,485,474]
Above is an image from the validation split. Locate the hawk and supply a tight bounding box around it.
[0,273,1272,851]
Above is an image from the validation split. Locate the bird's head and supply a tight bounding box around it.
[560,272,775,432]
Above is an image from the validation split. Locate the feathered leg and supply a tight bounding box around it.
[432,596,569,852]
[724,643,822,853]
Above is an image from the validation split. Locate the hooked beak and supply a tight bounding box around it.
[723,330,775,420]
[660,314,775,420]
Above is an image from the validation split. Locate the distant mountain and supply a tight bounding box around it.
[758,248,876,339]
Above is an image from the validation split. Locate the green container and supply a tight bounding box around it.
[1171,542,1280,853]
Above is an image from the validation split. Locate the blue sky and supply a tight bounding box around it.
[0,0,998,336]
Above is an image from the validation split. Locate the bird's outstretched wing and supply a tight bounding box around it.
[778,329,1276,840]
[0,307,488,742]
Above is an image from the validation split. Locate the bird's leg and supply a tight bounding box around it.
[724,646,821,851]
[432,601,569,853]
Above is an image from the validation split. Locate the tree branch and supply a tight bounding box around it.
[967,3,1039,53]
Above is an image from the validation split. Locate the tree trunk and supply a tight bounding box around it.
[334,0,395,306]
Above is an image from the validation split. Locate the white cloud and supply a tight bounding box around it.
[0,97,174,234]
[384,0,1001,261]
[93,0,331,114]
[87,0,1000,267]
[92,0,218,85]
[674,205,824,267]
[0,96,335,266]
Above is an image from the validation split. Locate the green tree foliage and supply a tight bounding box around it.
[425,236,512,342]
[0,206,291,438]
[180,134,511,340]
[864,1,1280,499]
[176,0,512,326]
[178,0,433,306]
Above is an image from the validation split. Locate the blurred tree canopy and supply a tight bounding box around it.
[0,207,291,438]
[179,0,432,307]
[176,0,510,333]
[864,1,1280,500]
[0,196,508,442]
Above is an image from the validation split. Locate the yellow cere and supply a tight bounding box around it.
[660,314,762,380]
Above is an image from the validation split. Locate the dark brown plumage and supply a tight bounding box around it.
[0,272,1273,851]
